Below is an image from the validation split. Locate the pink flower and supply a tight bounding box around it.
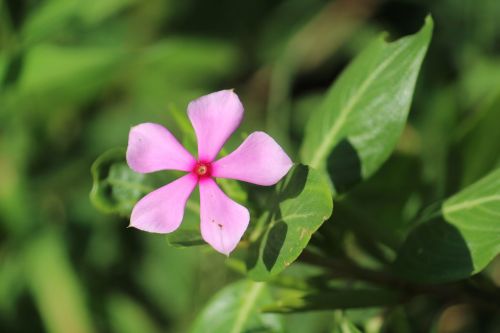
[126,90,293,255]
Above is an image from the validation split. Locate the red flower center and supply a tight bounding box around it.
[193,161,211,178]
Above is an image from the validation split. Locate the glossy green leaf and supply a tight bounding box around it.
[245,164,333,281]
[189,280,283,333]
[395,168,500,282]
[263,288,401,313]
[300,16,433,194]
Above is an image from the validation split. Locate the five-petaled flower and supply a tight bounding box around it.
[126,90,293,255]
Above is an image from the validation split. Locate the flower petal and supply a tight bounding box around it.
[212,132,293,186]
[188,90,244,162]
[199,178,249,255]
[130,174,197,233]
[127,123,195,173]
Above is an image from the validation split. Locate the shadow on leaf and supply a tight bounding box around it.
[394,215,474,283]
[327,138,362,194]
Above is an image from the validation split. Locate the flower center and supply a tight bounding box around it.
[193,161,211,178]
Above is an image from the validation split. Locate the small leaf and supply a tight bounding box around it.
[189,280,283,333]
[245,164,333,281]
[395,168,500,282]
[90,148,152,216]
[300,16,433,195]
[90,149,206,247]
[263,288,401,313]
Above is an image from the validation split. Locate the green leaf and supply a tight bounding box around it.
[337,318,363,333]
[395,168,500,283]
[300,16,433,194]
[263,288,401,313]
[25,230,96,333]
[90,148,205,247]
[90,148,151,216]
[245,164,333,281]
[189,280,283,333]
[460,91,500,187]
[107,294,161,333]
[165,211,205,248]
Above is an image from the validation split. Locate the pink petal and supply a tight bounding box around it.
[212,132,293,186]
[130,174,197,233]
[127,123,195,173]
[188,90,244,162]
[199,178,249,255]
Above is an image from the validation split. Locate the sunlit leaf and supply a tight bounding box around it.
[395,168,500,282]
[245,164,333,281]
[190,280,283,333]
[300,16,433,195]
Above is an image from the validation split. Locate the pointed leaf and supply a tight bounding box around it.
[301,16,433,195]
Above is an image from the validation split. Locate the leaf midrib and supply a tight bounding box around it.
[229,282,265,333]
[444,195,500,214]
[309,40,409,168]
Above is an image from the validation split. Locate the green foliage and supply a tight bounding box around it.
[90,148,149,216]
[301,16,433,194]
[395,168,500,282]
[245,165,333,280]
[2,0,500,332]
[189,280,283,333]
[263,288,401,313]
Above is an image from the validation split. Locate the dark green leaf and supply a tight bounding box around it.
[395,168,500,282]
[263,288,401,313]
[245,164,333,281]
[300,16,433,195]
[189,280,283,333]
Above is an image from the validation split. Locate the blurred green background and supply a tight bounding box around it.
[0,0,499,332]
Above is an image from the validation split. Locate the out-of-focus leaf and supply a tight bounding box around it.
[24,230,95,333]
[395,168,500,282]
[245,164,333,281]
[300,16,433,195]
[1,44,124,115]
[90,148,149,216]
[22,0,136,43]
[107,294,160,333]
[0,252,24,317]
[22,0,78,43]
[18,44,122,96]
[263,288,401,313]
[336,317,363,333]
[418,87,457,198]
[189,280,283,333]
[335,153,423,249]
[78,0,137,26]
[460,93,500,187]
